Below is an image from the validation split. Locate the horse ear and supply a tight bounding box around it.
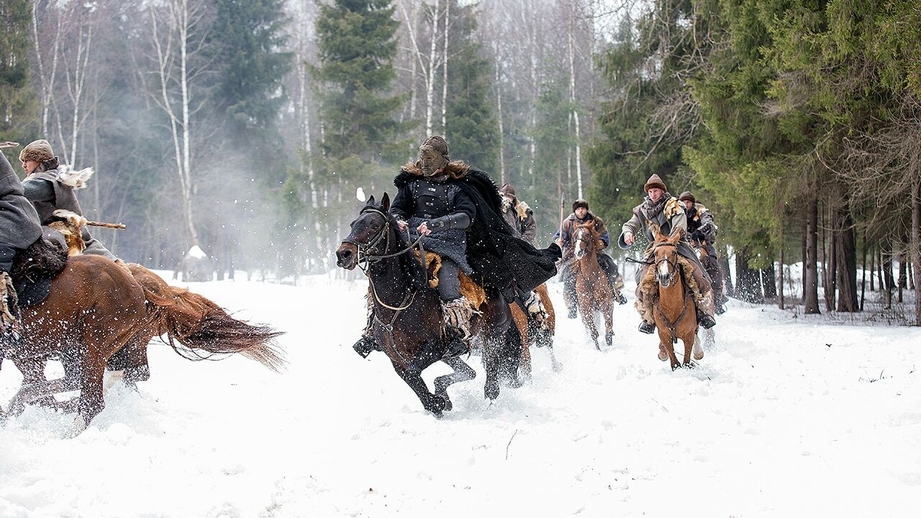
[381,192,391,211]
[366,195,376,206]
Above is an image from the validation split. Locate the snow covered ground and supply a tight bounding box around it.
[1,270,919,518]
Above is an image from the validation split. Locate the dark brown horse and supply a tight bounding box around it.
[644,232,704,369]
[335,194,513,416]
[2,254,285,435]
[571,221,614,349]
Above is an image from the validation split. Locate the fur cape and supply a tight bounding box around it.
[394,163,560,300]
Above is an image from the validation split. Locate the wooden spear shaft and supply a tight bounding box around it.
[86,220,126,230]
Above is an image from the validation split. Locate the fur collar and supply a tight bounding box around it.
[400,160,471,182]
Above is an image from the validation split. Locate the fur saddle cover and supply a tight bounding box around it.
[636,253,706,322]
[11,231,69,308]
[414,250,487,309]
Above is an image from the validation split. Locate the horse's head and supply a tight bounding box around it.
[652,232,681,288]
[336,193,395,270]
[573,222,599,261]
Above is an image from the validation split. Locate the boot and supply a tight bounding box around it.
[442,297,474,357]
[638,320,656,334]
[615,291,628,305]
[698,313,716,329]
[567,307,577,319]
[523,291,550,328]
[352,335,381,358]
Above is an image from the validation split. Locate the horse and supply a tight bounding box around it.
[335,194,513,416]
[570,221,614,349]
[645,232,704,369]
[2,253,285,436]
[507,284,560,383]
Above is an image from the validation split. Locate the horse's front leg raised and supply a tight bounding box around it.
[433,357,477,412]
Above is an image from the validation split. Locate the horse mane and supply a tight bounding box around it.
[364,200,429,291]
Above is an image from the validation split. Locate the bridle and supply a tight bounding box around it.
[653,242,679,288]
[342,206,425,318]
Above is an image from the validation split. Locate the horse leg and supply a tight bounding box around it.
[433,357,477,412]
[509,304,531,384]
[392,342,447,416]
[682,333,698,368]
[10,357,58,408]
[693,333,705,360]
[578,294,599,350]
[603,300,614,348]
[656,329,680,370]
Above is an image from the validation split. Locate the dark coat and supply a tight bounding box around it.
[393,164,559,300]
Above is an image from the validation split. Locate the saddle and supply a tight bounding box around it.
[11,229,69,308]
[415,250,487,308]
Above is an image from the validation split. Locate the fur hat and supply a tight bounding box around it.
[572,199,589,211]
[19,139,55,164]
[678,191,696,204]
[500,183,516,197]
[644,173,667,192]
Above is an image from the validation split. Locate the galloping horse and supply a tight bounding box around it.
[570,221,614,349]
[645,232,704,369]
[335,194,513,416]
[3,253,285,435]
[508,284,560,383]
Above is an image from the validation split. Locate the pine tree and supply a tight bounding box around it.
[0,0,38,143]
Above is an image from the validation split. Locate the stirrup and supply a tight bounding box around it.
[638,321,656,334]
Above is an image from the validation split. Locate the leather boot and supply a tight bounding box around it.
[352,335,381,358]
[638,321,656,334]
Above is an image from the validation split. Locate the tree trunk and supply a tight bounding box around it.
[735,248,762,303]
[804,196,821,314]
[762,263,777,300]
[913,165,921,324]
[835,207,859,312]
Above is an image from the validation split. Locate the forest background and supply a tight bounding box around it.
[1,0,919,324]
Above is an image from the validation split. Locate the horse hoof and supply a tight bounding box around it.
[657,344,668,362]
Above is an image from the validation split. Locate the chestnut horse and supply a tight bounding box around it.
[571,221,614,349]
[2,254,285,435]
[335,194,513,416]
[508,284,560,383]
[646,233,704,369]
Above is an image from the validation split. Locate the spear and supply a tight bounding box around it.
[86,220,127,230]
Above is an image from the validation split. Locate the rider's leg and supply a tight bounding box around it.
[0,244,22,369]
[352,287,382,358]
[703,245,727,313]
[636,263,656,334]
[562,264,577,318]
[597,253,627,304]
[438,259,472,357]
[689,263,717,329]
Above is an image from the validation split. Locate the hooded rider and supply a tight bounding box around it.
[618,174,717,334]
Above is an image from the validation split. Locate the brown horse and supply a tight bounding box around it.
[645,233,704,369]
[3,254,285,435]
[508,284,560,382]
[571,221,614,349]
[335,194,513,416]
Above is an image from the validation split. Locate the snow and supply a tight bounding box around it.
[1,269,919,518]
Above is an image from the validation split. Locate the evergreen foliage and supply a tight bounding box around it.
[0,0,38,143]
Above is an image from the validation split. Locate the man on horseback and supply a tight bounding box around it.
[0,146,45,368]
[554,199,627,320]
[619,174,717,334]
[499,183,549,325]
[19,139,117,261]
[679,191,727,315]
[351,136,559,360]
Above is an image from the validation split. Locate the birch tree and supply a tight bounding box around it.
[145,0,213,248]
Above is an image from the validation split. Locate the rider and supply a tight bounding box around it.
[19,139,117,261]
[679,191,727,314]
[499,183,549,323]
[618,174,717,334]
[0,145,45,369]
[351,136,559,359]
[553,199,627,320]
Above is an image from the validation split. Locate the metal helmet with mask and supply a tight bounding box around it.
[418,136,449,177]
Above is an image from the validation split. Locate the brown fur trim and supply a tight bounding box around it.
[664,197,683,219]
[515,200,531,221]
[401,160,470,179]
[459,272,486,309]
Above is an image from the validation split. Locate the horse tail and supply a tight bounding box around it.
[127,264,286,372]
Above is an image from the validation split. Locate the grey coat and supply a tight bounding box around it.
[0,152,43,249]
[23,167,116,260]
